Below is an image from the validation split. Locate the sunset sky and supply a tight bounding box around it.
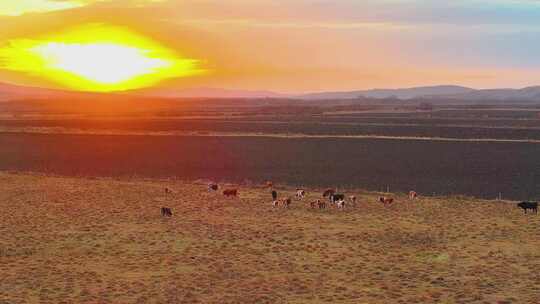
[1,0,540,93]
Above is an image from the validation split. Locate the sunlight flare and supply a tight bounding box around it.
[0,24,206,92]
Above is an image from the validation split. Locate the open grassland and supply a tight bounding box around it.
[1,172,539,303]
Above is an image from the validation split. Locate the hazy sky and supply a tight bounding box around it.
[1,0,540,92]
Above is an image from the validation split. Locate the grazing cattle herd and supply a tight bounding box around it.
[160,181,539,217]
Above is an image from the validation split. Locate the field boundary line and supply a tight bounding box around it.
[2,127,540,144]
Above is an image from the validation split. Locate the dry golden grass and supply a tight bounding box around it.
[0,172,539,304]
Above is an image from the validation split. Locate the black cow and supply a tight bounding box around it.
[161,207,173,217]
[271,190,278,201]
[330,193,345,203]
[517,201,538,214]
[322,189,335,198]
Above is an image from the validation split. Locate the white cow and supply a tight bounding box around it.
[337,199,346,210]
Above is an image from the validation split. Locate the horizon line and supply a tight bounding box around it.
[2,80,540,96]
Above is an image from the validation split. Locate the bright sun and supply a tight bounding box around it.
[0,24,205,92]
[32,43,171,84]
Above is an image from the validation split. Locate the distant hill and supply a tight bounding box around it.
[300,85,475,100]
[434,86,540,101]
[300,85,540,102]
[2,82,540,103]
[0,82,51,100]
[0,83,286,101]
[133,87,286,99]
[0,82,104,101]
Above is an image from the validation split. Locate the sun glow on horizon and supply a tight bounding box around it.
[0,24,206,92]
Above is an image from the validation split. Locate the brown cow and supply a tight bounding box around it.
[379,197,394,205]
[223,189,238,197]
[409,191,418,200]
[208,183,219,192]
[318,200,327,209]
[282,197,292,208]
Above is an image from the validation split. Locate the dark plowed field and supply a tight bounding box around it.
[3,117,540,140]
[1,133,539,199]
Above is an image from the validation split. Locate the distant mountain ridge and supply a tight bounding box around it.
[133,87,286,99]
[300,85,540,102]
[299,85,475,100]
[0,83,284,100]
[0,82,118,101]
[0,82,61,100]
[1,82,540,102]
[435,86,540,101]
